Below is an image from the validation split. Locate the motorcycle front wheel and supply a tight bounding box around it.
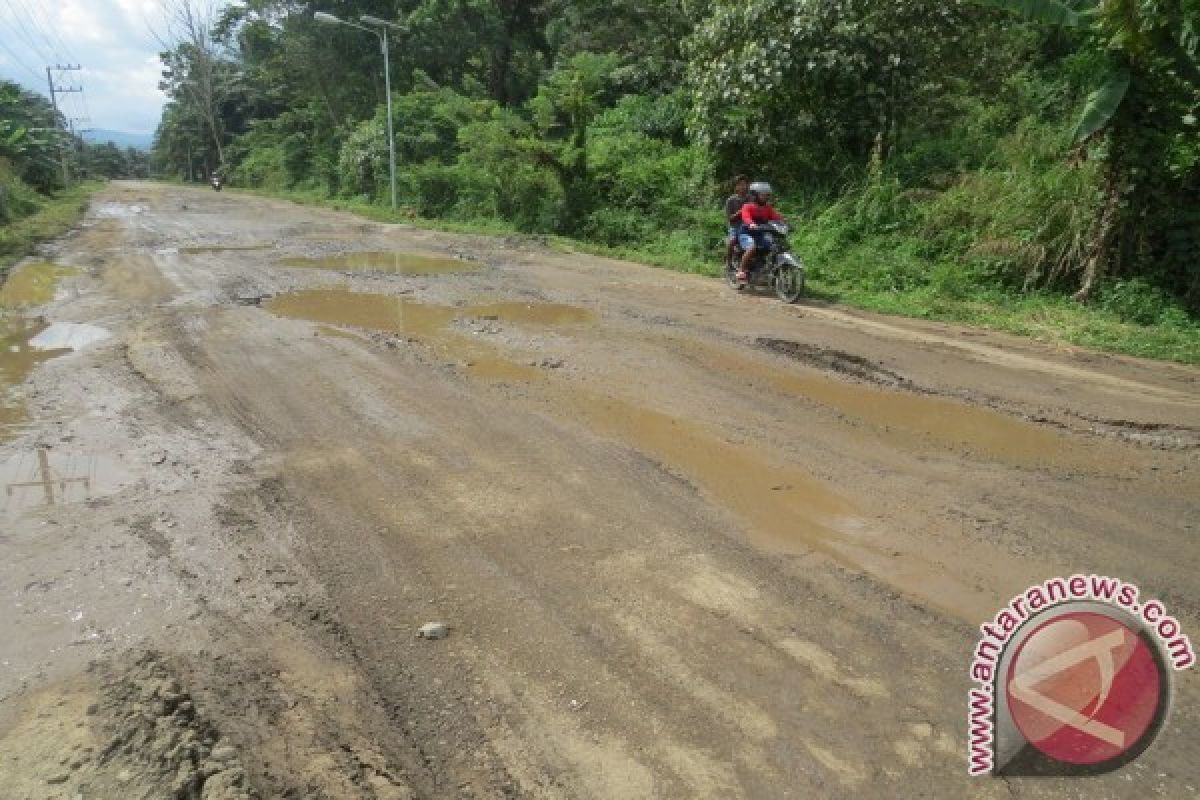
[774,263,805,303]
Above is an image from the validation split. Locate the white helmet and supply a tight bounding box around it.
[749,181,773,202]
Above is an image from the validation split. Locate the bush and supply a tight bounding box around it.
[231,143,290,190]
[0,159,42,225]
[1096,279,1190,327]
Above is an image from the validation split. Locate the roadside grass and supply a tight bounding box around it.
[833,286,1200,365]
[0,181,104,275]
[227,184,1200,366]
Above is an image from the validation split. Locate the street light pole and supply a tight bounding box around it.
[315,11,406,211]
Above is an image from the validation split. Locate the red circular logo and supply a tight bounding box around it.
[1006,611,1165,766]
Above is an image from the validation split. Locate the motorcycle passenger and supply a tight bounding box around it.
[737,181,784,286]
[723,175,749,268]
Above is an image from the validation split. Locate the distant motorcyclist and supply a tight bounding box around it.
[736,181,784,286]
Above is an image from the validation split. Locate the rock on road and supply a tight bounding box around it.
[0,182,1197,799]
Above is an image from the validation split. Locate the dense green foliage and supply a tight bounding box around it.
[1,79,143,249]
[152,0,1200,358]
[1,79,65,225]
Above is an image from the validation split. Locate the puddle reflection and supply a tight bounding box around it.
[266,289,589,383]
[1,448,128,518]
[280,252,480,275]
[1,318,69,442]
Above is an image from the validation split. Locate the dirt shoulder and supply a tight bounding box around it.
[0,182,1196,799]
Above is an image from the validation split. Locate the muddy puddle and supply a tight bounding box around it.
[573,393,858,544]
[181,244,274,255]
[266,289,591,382]
[280,251,480,275]
[95,202,145,218]
[0,319,70,441]
[469,302,596,325]
[28,323,110,351]
[0,448,129,519]
[560,389,994,621]
[267,289,455,338]
[681,340,1113,469]
[1,261,78,310]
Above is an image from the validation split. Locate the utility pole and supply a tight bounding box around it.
[315,13,406,210]
[4,448,90,508]
[45,65,82,186]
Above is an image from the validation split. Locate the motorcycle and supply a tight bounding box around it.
[210,175,223,191]
[725,221,805,303]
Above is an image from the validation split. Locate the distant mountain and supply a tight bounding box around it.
[83,129,155,151]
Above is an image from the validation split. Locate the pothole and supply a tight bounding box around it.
[279,251,480,275]
[1,318,70,441]
[0,260,79,310]
[467,302,596,325]
[181,244,275,255]
[264,289,593,383]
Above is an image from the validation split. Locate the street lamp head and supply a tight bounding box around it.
[313,12,341,25]
[360,14,407,31]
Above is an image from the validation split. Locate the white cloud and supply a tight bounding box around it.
[56,0,117,45]
[0,0,229,134]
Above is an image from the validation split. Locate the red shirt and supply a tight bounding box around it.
[740,202,783,226]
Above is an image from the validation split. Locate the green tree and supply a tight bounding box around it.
[0,80,65,193]
[976,0,1200,301]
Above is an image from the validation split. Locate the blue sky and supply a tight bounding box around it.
[0,0,212,134]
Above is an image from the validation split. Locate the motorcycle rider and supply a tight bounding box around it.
[736,181,785,286]
[723,175,749,268]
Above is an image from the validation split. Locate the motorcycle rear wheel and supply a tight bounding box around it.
[724,256,741,289]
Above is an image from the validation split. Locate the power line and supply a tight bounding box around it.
[1,4,56,65]
[79,85,94,129]
[46,64,82,184]
[0,37,45,84]
[12,0,74,65]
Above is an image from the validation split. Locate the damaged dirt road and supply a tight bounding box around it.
[1,181,1197,799]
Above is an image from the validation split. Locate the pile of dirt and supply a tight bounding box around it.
[91,652,254,800]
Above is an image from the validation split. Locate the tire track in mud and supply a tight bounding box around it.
[756,336,1200,450]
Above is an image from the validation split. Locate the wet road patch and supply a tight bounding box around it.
[0,261,78,310]
[280,251,480,275]
[1,318,70,441]
[264,289,593,382]
[0,448,128,519]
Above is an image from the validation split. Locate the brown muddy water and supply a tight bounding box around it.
[265,289,595,381]
[0,261,78,310]
[679,339,1119,470]
[553,388,991,621]
[181,244,275,255]
[469,302,596,325]
[280,251,480,275]
[0,318,69,441]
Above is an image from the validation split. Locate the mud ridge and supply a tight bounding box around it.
[757,336,1198,450]
[93,651,254,800]
[755,337,913,388]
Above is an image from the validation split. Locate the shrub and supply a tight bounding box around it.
[1097,279,1190,327]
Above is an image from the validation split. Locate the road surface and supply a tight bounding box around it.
[0,182,1197,799]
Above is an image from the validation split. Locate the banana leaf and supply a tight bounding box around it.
[1072,68,1131,142]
